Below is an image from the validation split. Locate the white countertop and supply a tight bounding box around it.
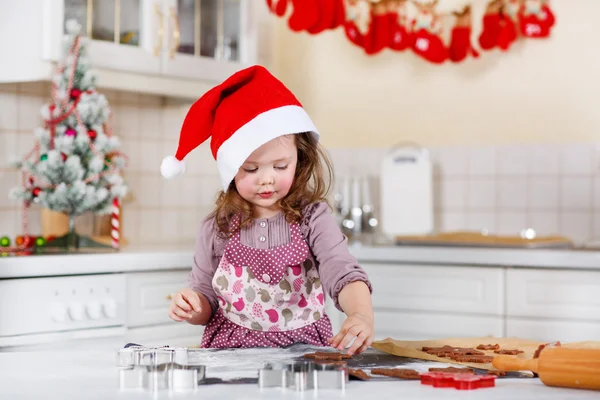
[0,244,599,279]
[0,349,597,400]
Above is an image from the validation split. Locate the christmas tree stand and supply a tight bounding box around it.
[36,215,116,254]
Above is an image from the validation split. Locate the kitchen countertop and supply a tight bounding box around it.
[1,347,598,400]
[0,244,599,279]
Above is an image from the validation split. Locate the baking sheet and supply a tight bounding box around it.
[145,343,525,384]
[371,337,600,377]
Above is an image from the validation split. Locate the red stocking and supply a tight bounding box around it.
[449,26,471,62]
[412,29,448,64]
[266,0,288,17]
[343,0,371,49]
[479,13,501,50]
[541,4,555,29]
[308,0,336,34]
[288,0,319,32]
[364,4,390,55]
[274,0,288,17]
[332,0,347,29]
[387,1,410,51]
[497,14,518,50]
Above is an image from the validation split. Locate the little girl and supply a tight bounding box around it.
[161,65,374,356]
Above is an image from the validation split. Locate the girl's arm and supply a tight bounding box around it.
[329,281,375,355]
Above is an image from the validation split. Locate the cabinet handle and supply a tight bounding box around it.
[169,7,181,59]
[154,4,164,56]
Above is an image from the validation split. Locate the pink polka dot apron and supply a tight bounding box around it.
[200,218,333,349]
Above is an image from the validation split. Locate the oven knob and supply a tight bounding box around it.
[86,301,102,320]
[50,304,68,323]
[103,299,117,319]
[69,302,85,321]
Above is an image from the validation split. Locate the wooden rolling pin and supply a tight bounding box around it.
[493,347,600,391]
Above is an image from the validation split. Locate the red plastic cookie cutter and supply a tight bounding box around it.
[419,372,496,390]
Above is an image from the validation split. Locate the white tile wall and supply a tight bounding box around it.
[1,82,600,247]
[329,144,600,245]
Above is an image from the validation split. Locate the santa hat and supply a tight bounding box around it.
[160,65,319,191]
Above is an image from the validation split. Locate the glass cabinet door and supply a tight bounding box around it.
[169,0,241,62]
[64,0,142,46]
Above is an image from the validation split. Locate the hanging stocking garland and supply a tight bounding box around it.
[267,0,556,64]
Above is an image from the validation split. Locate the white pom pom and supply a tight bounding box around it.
[161,156,186,179]
[66,19,81,35]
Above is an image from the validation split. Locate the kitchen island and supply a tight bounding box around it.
[0,347,598,400]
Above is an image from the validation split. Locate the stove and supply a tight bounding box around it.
[0,273,126,349]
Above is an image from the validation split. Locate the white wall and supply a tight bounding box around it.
[271,0,600,148]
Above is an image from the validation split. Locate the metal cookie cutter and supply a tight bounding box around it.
[259,361,348,391]
[117,345,206,391]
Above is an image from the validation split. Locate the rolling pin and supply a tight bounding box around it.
[493,347,600,391]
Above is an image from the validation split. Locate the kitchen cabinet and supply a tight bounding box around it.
[506,269,600,321]
[1,0,263,98]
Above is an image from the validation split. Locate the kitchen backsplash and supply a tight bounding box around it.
[1,82,599,246]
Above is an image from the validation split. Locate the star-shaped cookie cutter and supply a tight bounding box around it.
[259,361,348,391]
[117,345,206,391]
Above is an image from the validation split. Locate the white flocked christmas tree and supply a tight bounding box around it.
[10,20,127,249]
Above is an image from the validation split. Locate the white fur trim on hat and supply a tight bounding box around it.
[216,104,319,191]
[161,155,186,179]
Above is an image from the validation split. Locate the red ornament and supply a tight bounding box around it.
[87,130,97,141]
[61,153,68,162]
[28,176,35,186]
[16,235,33,247]
[65,128,77,137]
[32,187,41,197]
[70,88,82,99]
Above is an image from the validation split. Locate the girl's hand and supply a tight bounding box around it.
[328,312,374,356]
[169,288,202,322]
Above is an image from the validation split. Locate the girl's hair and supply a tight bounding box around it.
[209,132,333,236]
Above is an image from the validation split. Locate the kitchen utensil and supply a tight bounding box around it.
[259,361,348,391]
[341,177,363,239]
[380,143,433,237]
[493,347,600,391]
[361,175,378,235]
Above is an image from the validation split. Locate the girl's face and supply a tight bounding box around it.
[234,135,297,218]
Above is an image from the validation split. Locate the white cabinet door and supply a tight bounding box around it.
[374,311,504,341]
[43,0,162,75]
[506,318,600,343]
[126,270,189,327]
[362,264,505,316]
[160,0,253,83]
[506,269,600,321]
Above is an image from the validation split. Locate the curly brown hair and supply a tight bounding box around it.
[208,132,333,237]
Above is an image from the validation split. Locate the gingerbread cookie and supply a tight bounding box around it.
[313,360,347,366]
[487,370,507,376]
[493,349,524,355]
[304,351,352,361]
[423,345,484,357]
[371,368,420,380]
[477,344,500,351]
[450,355,494,363]
[429,367,474,374]
[348,368,370,381]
